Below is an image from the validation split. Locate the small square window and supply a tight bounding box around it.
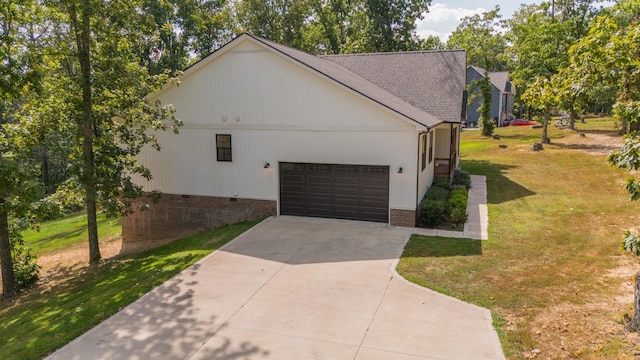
[216,134,232,162]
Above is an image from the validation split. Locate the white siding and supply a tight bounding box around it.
[435,124,452,159]
[136,39,422,212]
[417,131,435,203]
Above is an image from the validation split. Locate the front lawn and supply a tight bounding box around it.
[398,119,638,359]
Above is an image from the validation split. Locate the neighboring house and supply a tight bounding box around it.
[466,66,516,127]
[122,33,466,242]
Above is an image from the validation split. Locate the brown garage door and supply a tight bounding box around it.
[279,162,389,223]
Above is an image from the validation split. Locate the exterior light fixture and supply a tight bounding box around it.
[398,167,403,174]
[264,162,270,169]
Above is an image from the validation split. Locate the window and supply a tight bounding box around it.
[428,131,434,164]
[216,134,232,162]
[421,134,427,171]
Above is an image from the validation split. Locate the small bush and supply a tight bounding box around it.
[419,177,471,228]
[450,207,468,224]
[9,224,40,288]
[452,170,472,190]
[449,189,468,208]
[449,189,469,225]
[419,199,449,226]
[425,186,449,201]
[432,177,451,190]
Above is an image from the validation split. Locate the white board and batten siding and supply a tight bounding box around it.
[135,39,430,214]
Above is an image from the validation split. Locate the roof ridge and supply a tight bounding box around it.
[321,49,466,58]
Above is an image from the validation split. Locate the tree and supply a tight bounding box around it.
[362,0,430,52]
[236,0,312,49]
[552,63,590,130]
[568,0,640,133]
[41,0,181,264]
[0,0,44,298]
[128,0,235,74]
[447,6,506,71]
[609,132,640,330]
[420,35,444,50]
[600,0,640,331]
[506,1,598,118]
[305,0,352,54]
[447,7,504,136]
[477,70,494,137]
[522,76,558,144]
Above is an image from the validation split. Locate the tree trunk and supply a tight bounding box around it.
[40,146,50,194]
[629,271,640,331]
[568,100,576,130]
[70,0,100,263]
[0,205,17,299]
[542,112,551,144]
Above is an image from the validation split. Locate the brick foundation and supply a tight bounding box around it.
[121,194,277,243]
[390,209,417,227]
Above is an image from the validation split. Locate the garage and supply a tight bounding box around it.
[279,162,389,223]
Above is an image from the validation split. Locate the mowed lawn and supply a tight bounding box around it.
[22,212,121,255]
[398,119,639,359]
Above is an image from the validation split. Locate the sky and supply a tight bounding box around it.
[415,1,543,42]
[416,1,613,42]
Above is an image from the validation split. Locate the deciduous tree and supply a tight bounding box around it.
[0,0,44,298]
[447,6,506,71]
[42,0,181,263]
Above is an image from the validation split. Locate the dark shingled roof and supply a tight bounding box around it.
[248,34,465,128]
[322,50,467,122]
[469,65,512,93]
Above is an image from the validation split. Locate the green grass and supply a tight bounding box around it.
[22,212,121,255]
[0,220,260,360]
[398,118,637,359]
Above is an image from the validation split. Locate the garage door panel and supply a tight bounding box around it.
[280,162,389,223]
[334,187,358,196]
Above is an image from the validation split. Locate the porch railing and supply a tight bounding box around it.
[435,153,456,179]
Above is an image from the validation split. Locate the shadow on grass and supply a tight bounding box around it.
[492,133,541,142]
[552,142,621,154]
[28,228,85,247]
[462,160,536,204]
[404,235,482,257]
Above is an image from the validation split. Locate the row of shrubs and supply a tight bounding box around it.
[418,170,471,228]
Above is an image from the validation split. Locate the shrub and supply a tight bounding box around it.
[419,199,449,227]
[424,186,449,202]
[450,207,468,224]
[449,189,468,209]
[432,177,451,190]
[9,224,40,289]
[452,170,472,190]
[449,189,469,225]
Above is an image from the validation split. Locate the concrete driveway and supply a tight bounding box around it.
[46,216,504,360]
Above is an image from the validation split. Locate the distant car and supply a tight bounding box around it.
[510,119,539,126]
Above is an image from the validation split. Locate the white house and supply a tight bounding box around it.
[122,34,466,242]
